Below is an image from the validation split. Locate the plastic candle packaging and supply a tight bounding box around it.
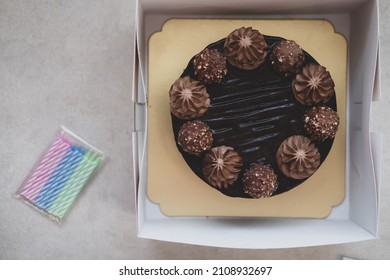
[16,126,106,223]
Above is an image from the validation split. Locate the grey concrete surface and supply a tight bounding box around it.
[0,0,389,259]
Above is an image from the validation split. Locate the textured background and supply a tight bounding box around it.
[0,0,388,259]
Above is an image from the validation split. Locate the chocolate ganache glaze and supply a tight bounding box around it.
[171,35,337,198]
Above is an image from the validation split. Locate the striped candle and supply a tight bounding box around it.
[48,153,101,218]
[21,135,71,202]
[35,146,85,209]
[47,151,92,216]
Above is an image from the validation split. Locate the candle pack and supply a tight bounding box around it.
[16,126,106,223]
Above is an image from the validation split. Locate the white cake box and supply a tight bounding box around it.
[132,0,382,248]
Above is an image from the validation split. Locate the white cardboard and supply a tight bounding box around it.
[132,0,381,248]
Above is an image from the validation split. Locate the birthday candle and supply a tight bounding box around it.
[35,146,85,209]
[21,136,71,202]
[47,151,92,216]
[48,153,101,218]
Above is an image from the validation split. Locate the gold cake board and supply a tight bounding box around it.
[147,19,346,218]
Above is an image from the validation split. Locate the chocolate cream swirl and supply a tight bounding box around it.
[203,146,243,189]
[224,26,268,70]
[276,135,321,180]
[169,76,210,120]
[292,64,335,105]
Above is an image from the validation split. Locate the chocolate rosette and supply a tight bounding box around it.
[276,135,321,180]
[224,26,268,70]
[292,64,335,105]
[203,146,243,189]
[169,76,210,120]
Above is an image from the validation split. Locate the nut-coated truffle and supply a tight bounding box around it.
[224,26,268,70]
[276,135,320,179]
[193,48,227,84]
[203,146,243,189]
[304,106,340,141]
[169,76,210,120]
[242,163,278,198]
[177,120,213,156]
[292,64,335,105]
[270,39,305,77]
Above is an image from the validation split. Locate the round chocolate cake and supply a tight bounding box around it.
[169,26,339,199]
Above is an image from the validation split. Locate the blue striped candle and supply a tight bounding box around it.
[35,146,85,209]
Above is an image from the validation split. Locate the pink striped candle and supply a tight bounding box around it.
[20,135,71,202]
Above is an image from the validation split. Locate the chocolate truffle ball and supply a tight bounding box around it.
[304,106,340,141]
[193,48,227,84]
[270,39,305,77]
[276,135,320,180]
[203,146,243,189]
[242,163,278,198]
[169,76,210,120]
[292,63,335,105]
[224,26,268,70]
[178,120,213,156]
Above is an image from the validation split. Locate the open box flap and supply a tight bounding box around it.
[138,218,375,249]
[372,46,381,101]
[139,0,367,14]
[136,139,375,248]
[135,0,147,103]
[370,132,382,211]
[137,148,375,249]
[348,0,379,236]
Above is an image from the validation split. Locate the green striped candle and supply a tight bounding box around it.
[48,152,101,219]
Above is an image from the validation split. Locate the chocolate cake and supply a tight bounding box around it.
[169,26,339,199]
